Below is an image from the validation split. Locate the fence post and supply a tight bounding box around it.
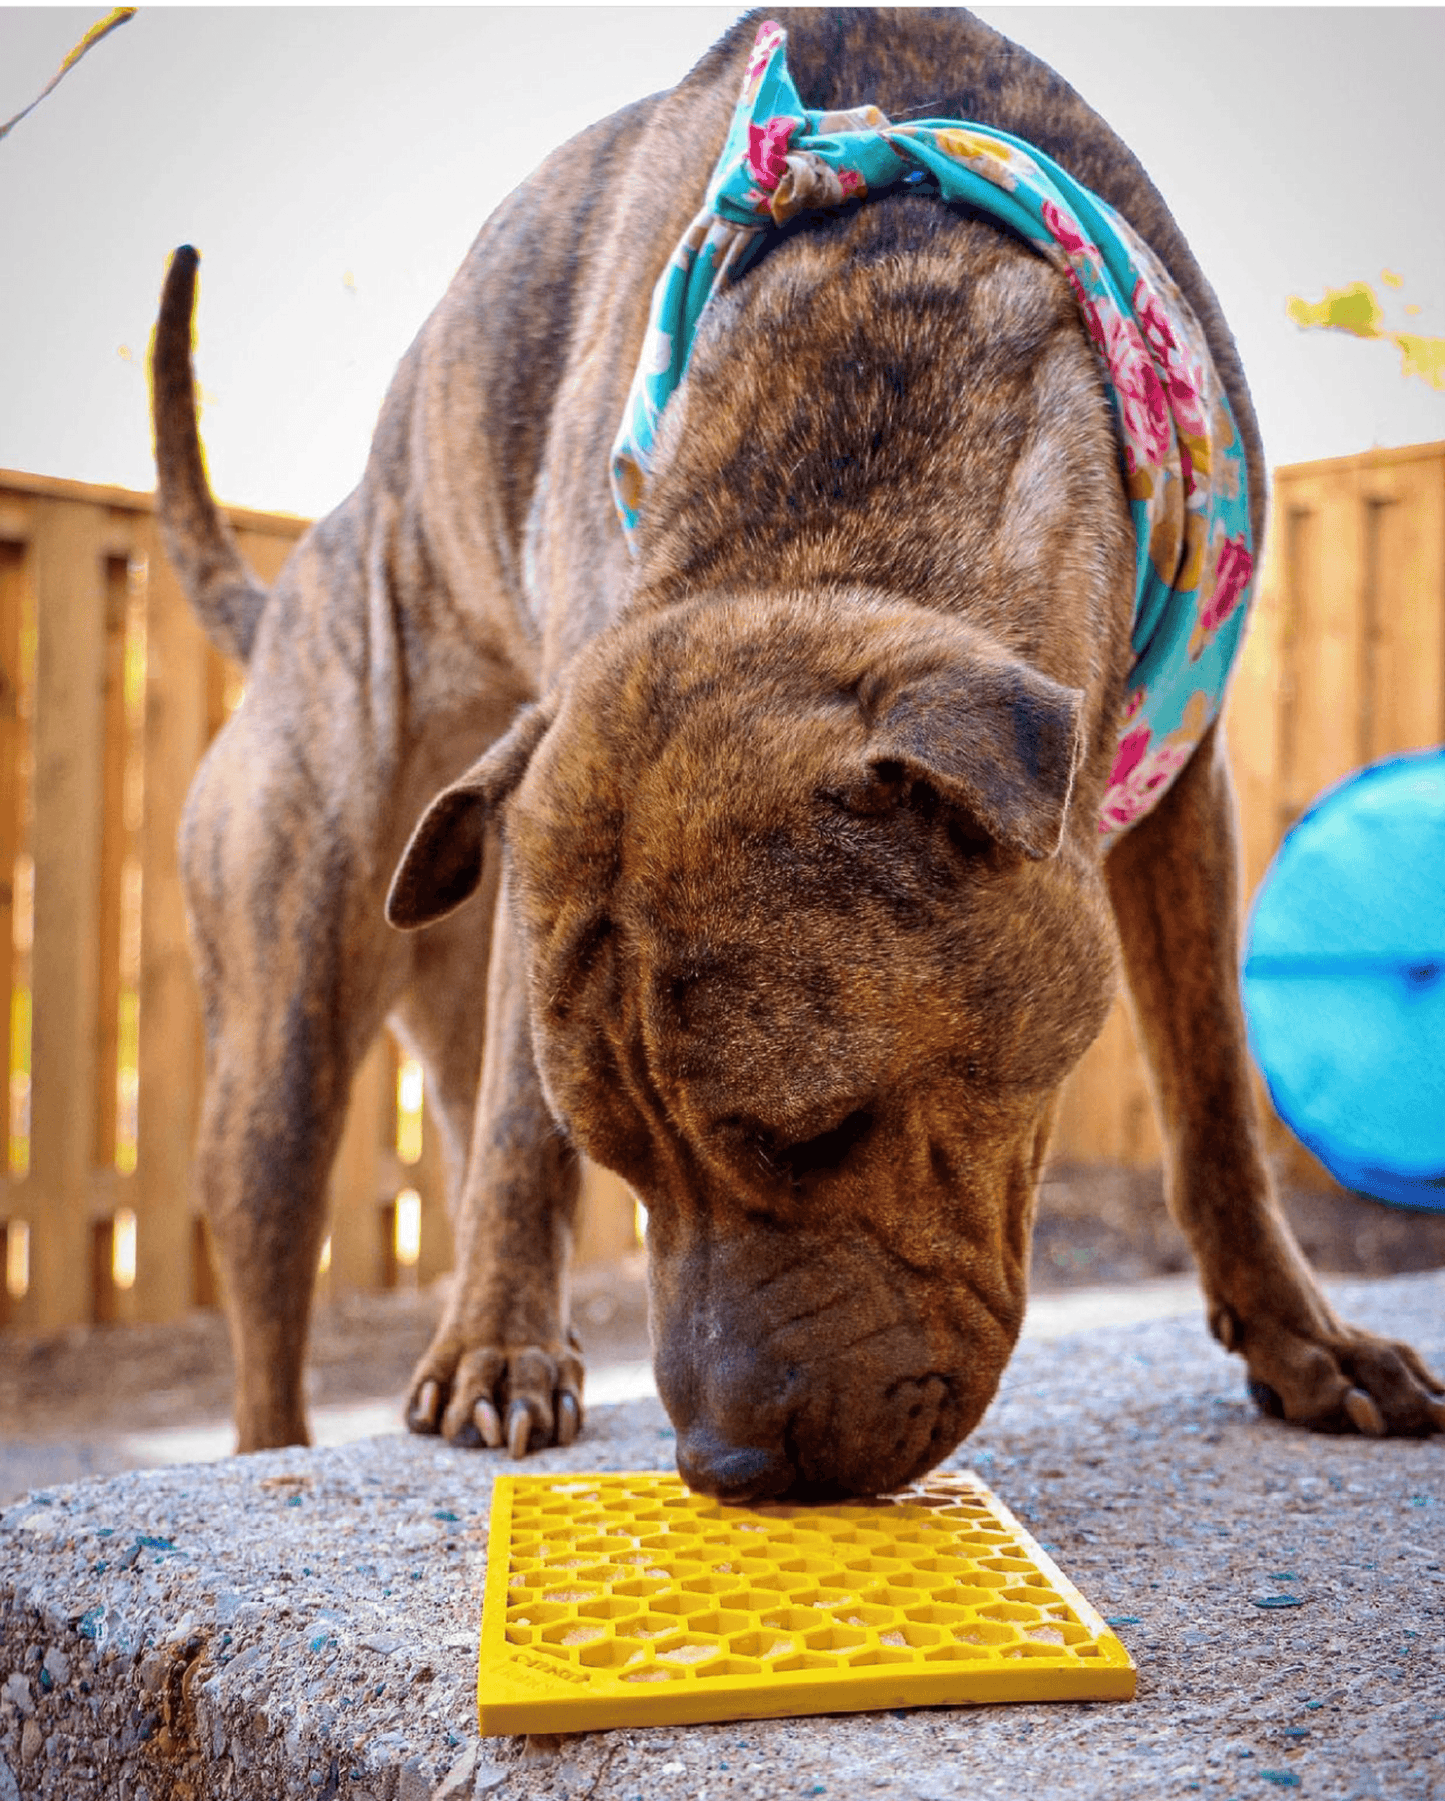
[129,520,210,1322]
[575,1162,641,1265]
[326,1034,389,1295]
[1358,452,1445,755]
[25,501,109,1327]
[0,542,24,1196]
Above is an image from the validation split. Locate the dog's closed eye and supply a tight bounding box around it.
[725,1107,875,1185]
[819,765,993,869]
[777,1107,875,1181]
[819,759,909,817]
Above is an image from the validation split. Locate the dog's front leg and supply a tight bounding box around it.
[406,891,584,1454]
[1105,722,1444,1436]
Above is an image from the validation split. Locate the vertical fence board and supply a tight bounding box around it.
[1224,479,1285,904]
[576,1161,642,1264]
[0,538,25,1184]
[1055,1001,1123,1164]
[91,555,132,1173]
[412,1085,454,1288]
[1365,454,1445,756]
[325,1034,389,1295]
[25,502,109,1326]
[204,644,234,745]
[0,534,30,1325]
[1284,474,1366,827]
[1222,493,1298,1171]
[129,519,211,1322]
[1117,1045,1161,1167]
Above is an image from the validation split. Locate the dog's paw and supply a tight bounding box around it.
[1210,1303,1445,1436]
[405,1330,585,1456]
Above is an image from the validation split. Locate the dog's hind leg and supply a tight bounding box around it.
[1105,722,1444,1437]
[182,719,412,1452]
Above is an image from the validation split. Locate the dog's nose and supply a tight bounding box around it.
[675,1428,794,1503]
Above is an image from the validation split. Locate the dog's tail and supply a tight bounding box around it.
[150,246,269,665]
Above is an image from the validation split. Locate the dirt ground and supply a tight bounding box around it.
[3,1162,1444,1442]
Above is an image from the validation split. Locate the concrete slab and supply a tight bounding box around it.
[0,1279,1206,1499]
[1,1270,1441,1801]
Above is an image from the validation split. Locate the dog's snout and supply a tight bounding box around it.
[653,1238,990,1500]
[676,1429,794,1504]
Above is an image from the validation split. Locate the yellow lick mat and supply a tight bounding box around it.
[478,1469,1135,1733]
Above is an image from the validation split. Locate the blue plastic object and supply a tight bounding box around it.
[1242,747,1445,1211]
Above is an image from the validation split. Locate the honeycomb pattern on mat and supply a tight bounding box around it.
[478,1470,1135,1732]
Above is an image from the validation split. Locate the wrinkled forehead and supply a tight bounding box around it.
[514,667,859,909]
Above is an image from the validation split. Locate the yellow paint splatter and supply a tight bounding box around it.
[1286,282,1383,340]
[1287,279,1445,392]
[1380,268,1404,290]
[1395,333,1445,390]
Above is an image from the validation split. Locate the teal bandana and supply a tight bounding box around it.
[611,21,1257,842]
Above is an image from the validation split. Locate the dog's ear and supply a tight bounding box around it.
[869,657,1085,860]
[386,703,553,929]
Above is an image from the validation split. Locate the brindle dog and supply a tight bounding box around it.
[153,8,1443,1499]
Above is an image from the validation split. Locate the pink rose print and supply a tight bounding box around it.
[745,21,784,87]
[837,166,865,199]
[1200,533,1253,634]
[1133,278,1208,439]
[1060,271,1108,353]
[747,115,796,191]
[1100,733,1194,837]
[1094,306,1170,474]
[1133,281,1177,361]
[1108,724,1152,792]
[1041,197,1087,257]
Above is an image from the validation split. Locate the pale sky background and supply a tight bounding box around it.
[1,5,1443,522]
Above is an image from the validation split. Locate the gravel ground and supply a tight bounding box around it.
[1,1269,1441,1801]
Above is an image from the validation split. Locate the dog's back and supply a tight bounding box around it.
[155,8,1260,674]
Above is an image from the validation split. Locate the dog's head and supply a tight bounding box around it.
[389,590,1118,1498]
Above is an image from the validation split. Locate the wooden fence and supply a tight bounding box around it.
[0,470,640,1331]
[1053,439,1445,1174]
[2,443,1443,1328]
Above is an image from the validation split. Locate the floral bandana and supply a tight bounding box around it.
[610,21,1257,843]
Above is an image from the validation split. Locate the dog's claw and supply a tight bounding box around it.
[410,1379,442,1433]
[1209,1304,1239,1352]
[475,1399,504,1449]
[1344,1387,1386,1436]
[406,1336,585,1453]
[1234,1316,1445,1436]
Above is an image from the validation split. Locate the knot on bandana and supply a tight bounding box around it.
[610,21,1258,843]
[746,108,883,222]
